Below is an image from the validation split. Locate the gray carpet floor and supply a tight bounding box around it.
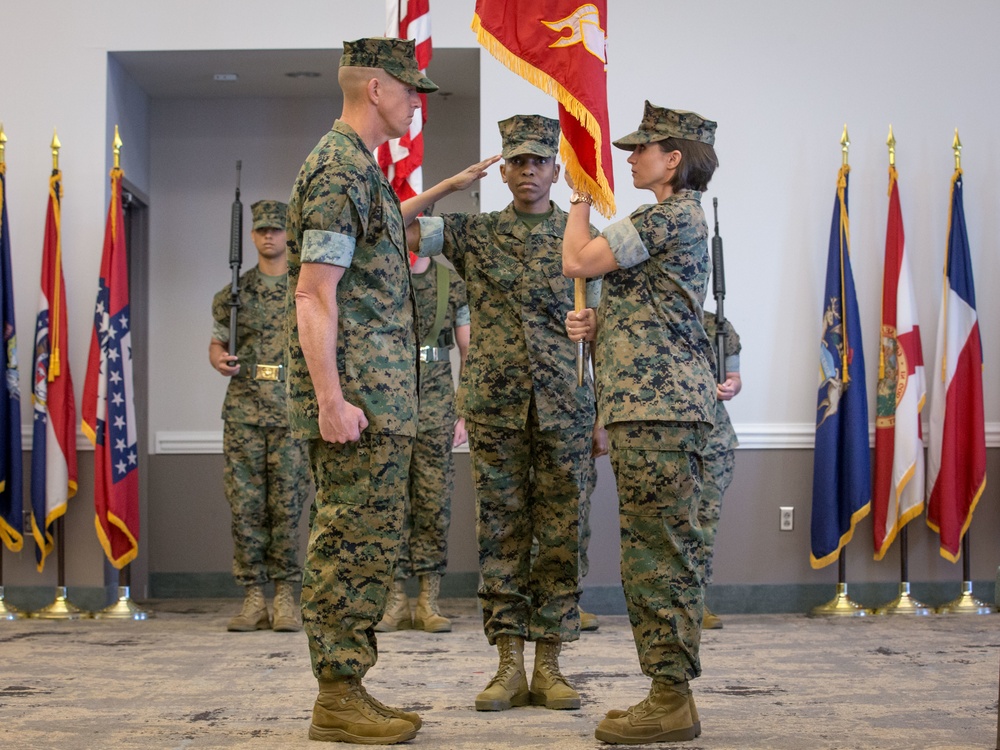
[0,598,997,749]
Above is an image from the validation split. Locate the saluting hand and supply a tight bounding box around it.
[447,155,502,192]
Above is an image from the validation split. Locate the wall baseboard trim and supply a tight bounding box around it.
[153,423,1000,453]
[134,573,999,616]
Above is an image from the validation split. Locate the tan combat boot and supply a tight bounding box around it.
[271,581,303,632]
[702,605,723,630]
[474,635,529,711]
[604,692,701,736]
[595,680,699,744]
[529,640,581,709]
[310,677,417,744]
[227,585,269,632]
[580,608,600,632]
[374,580,412,633]
[413,574,451,632]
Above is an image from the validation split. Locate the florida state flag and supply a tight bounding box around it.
[473,0,615,217]
[81,166,139,568]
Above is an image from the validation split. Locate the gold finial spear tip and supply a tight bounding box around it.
[0,122,6,144]
[113,125,123,169]
[887,124,896,166]
[113,125,123,152]
[840,124,849,166]
[51,129,61,151]
[952,128,962,170]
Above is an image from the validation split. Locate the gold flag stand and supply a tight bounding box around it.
[937,534,995,615]
[811,552,870,617]
[0,585,26,620]
[30,519,91,620]
[873,527,932,616]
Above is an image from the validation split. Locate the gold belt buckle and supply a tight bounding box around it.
[255,364,281,381]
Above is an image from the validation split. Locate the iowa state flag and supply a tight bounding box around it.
[377,0,433,201]
[82,167,138,568]
[811,164,871,569]
[31,170,78,571]
[0,161,24,552]
[926,168,985,562]
[472,0,615,217]
[873,164,925,560]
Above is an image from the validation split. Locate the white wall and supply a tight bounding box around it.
[1,1,999,592]
[2,0,999,443]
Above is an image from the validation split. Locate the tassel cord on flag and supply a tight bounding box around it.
[836,165,850,385]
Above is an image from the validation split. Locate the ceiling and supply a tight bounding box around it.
[111,47,478,100]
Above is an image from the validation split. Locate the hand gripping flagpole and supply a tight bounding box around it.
[873,126,931,617]
[0,125,26,620]
[810,125,869,618]
[31,130,91,621]
[935,130,994,617]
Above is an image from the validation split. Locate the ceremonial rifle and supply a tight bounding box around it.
[712,197,726,384]
[227,161,243,363]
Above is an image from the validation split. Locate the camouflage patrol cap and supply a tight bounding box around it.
[251,200,288,231]
[341,37,438,94]
[498,115,560,160]
[613,101,717,150]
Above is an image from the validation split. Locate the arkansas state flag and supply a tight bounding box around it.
[872,164,925,560]
[0,162,24,552]
[926,168,985,562]
[81,167,139,568]
[472,0,615,217]
[31,170,78,571]
[810,164,871,569]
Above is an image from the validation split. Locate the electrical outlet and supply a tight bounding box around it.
[779,506,794,531]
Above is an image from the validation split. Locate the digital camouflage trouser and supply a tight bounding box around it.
[608,421,708,685]
[222,421,311,587]
[468,407,590,645]
[301,433,412,680]
[395,426,454,580]
[697,444,735,586]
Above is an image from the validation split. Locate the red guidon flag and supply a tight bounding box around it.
[473,0,615,217]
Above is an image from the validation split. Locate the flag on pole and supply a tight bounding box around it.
[472,0,615,217]
[872,163,925,560]
[926,167,985,562]
[0,158,24,552]
[30,168,78,571]
[377,0,433,201]
[82,166,139,569]
[810,164,871,569]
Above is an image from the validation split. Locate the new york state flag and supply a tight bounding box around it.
[82,167,139,568]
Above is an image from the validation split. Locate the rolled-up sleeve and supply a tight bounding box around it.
[602,217,650,269]
[417,216,445,257]
[302,228,356,267]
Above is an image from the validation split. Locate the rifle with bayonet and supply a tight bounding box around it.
[712,197,726,384]
[227,161,243,366]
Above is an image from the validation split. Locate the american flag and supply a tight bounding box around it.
[377,0,432,200]
[82,166,139,568]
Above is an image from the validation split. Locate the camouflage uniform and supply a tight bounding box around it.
[597,186,716,684]
[286,119,418,680]
[416,202,598,645]
[396,260,470,580]
[212,267,310,588]
[699,313,741,586]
